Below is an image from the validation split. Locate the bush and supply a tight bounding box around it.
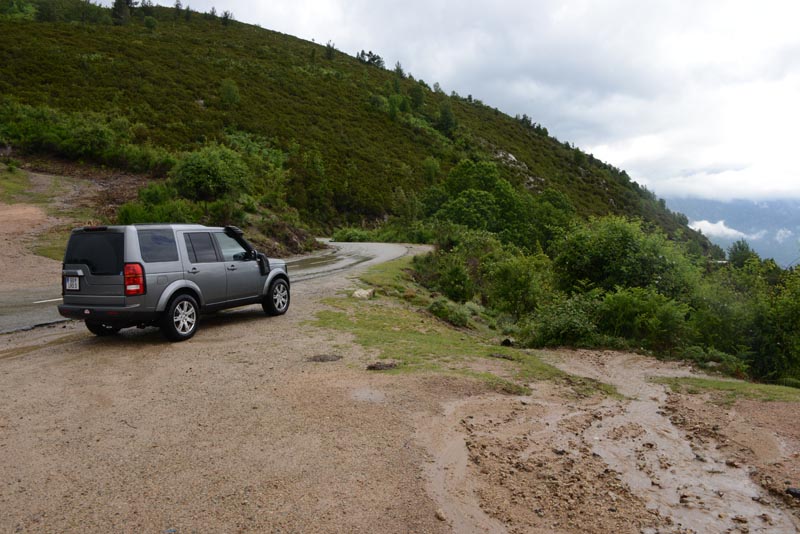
[428,298,470,328]
[483,253,554,318]
[597,287,691,353]
[116,198,202,224]
[171,144,249,201]
[436,254,474,303]
[520,292,600,348]
[332,227,372,242]
[552,216,698,299]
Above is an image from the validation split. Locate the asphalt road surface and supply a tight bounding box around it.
[0,241,407,334]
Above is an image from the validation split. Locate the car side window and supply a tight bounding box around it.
[214,232,248,262]
[138,229,179,262]
[184,232,219,263]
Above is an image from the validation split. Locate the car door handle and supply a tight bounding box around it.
[188,267,199,274]
[227,265,237,271]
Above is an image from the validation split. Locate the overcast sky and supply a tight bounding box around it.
[118,0,800,201]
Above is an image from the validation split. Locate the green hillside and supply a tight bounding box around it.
[0,0,712,251]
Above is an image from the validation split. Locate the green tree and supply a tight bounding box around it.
[436,100,457,136]
[144,15,157,31]
[394,61,404,78]
[111,0,130,25]
[552,216,698,299]
[219,78,240,108]
[409,83,425,110]
[437,190,498,231]
[324,40,336,60]
[0,0,36,20]
[728,239,759,268]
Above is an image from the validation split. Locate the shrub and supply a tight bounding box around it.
[171,144,249,201]
[436,254,474,303]
[520,292,600,348]
[332,227,372,242]
[116,198,202,224]
[428,298,470,328]
[597,287,691,353]
[552,216,698,299]
[483,253,554,318]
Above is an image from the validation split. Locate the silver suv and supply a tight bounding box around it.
[58,224,290,341]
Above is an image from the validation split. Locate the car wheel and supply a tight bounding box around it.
[162,294,199,341]
[263,278,290,316]
[85,321,120,337]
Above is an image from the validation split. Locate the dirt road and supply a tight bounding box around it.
[1,196,798,533]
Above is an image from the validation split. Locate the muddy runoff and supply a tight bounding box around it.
[418,350,797,534]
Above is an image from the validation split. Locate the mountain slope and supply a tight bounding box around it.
[0,2,711,251]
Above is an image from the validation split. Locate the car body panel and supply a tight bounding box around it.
[57,224,290,336]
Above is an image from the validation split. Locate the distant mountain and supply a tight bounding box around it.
[665,198,800,267]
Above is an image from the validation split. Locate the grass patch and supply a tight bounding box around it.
[0,167,36,203]
[358,255,422,298]
[654,377,800,403]
[315,257,615,397]
[33,225,72,261]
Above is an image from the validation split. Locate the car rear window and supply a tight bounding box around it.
[64,231,124,275]
[138,229,178,262]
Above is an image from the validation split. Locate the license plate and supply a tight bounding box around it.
[65,276,79,291]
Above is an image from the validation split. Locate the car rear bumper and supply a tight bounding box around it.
[57,304,159,326]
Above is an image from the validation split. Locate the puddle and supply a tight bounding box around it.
[549,351,798,533]
[351,387,386,403]
[415,399,508,534]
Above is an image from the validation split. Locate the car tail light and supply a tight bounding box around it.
[124,263,146,296]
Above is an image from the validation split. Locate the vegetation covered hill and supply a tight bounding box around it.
[1,0,710,250]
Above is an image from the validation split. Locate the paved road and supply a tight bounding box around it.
[0,241,410,334]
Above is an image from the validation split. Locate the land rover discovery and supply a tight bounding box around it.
[57,224,290,341]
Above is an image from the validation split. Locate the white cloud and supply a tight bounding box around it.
[689,220,766,241]
[775,228,794,244]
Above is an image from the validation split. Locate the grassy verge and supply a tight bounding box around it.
[0,166,37,203]
[314,256,616,397]
[654,376,800,403]
[0,166,94,260]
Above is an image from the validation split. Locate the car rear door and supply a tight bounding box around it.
[181,232,227,306]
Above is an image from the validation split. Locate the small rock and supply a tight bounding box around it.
[732,515,748,524]
[307,354,342,362]
[367,361,398,371]
[501,338,514,347]
[489,352,514,361]
[352,288,375,300]
[435,509,446,521]
[786,487,800,499]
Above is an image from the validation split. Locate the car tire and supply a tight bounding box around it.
[85,321,120,337]
[161,294,199,341]
[263,278,290,316]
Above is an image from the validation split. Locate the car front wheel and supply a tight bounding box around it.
[263,278,290,316]
[162,294,199,341]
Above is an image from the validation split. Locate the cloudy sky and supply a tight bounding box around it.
[119,0,800,202]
